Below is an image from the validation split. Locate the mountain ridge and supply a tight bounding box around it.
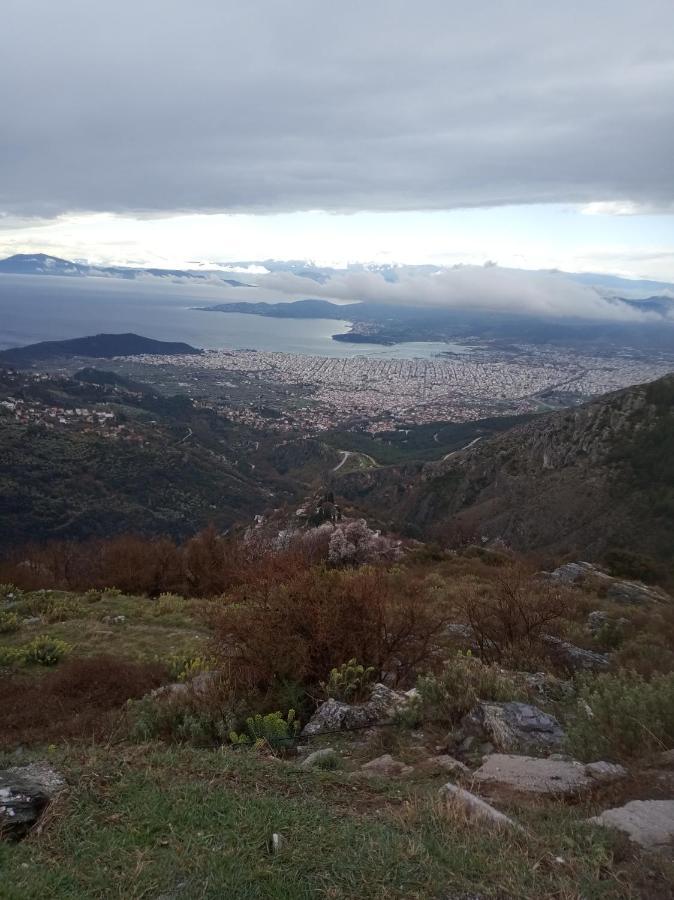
[335,373,674,576]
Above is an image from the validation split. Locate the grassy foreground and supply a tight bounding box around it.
[2,743,672,900]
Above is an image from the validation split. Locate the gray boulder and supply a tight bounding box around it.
[458,701,565,755]
[542,635,609,672]
[588,800,674,850]
[0,763,66,840]
[473,754,627,797]
[302,683,416,737]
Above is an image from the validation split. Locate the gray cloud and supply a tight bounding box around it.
[260,267,663,321]
[1,1,673,216]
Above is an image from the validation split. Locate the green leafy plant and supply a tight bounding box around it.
[41,597,86,623]
[129,696,234,746]
[0,610,20,634]
[416,652,521,725]
[0,646,21,667]
[320,658,375,703]
[229,710,299,752]
[314,750,341,771]
[165,653,213,682]
[154,593,187,616]
[22,635,72,666]
[567,670,674,760]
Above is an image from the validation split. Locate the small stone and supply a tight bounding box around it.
[299,748,337,769]
[360,754,413,777]
[269,832,284,854]
[417,755,470,777]
[439,782,520,830]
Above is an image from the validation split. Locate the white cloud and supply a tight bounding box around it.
[260,266,660,322]
[580,201,674,216]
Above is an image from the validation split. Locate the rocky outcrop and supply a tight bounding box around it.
[586,610,628,634]
[335,376,674,569]
[541,635,609,673]
[0,763,66,840]
[548,562,668,604]
[302,684,417,737]
[588,800,674,850]
[457,702,565,755]
[473,754,627,797]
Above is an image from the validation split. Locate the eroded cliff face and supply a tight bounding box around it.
[336,375,673,561]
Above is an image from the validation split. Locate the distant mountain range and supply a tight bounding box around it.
[2,252,674,300]
[0,253,250,287]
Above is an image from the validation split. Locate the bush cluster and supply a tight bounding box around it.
[416,652,522,725]
[567,670,674,760]
[0,635,71,668]
[210,565,450,692]
[0,655,166,747]
[459,564,567,667]
[229,710,299,752]
[320,658,376,703]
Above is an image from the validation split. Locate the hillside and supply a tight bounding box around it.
[0,333,201,367]
[0,368,311,547]
[336,374,674,577]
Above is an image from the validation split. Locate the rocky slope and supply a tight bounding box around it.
[336,374,674,571]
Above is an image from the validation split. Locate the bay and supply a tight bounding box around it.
[0,274,469,359]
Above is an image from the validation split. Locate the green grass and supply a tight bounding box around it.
[0,591,209,667]
[2,743,661,900]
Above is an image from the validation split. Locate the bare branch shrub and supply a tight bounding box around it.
[460,564,566,667]
[210,566,449,692]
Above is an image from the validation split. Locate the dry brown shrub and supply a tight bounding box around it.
[460,563,567,666]
[210,566,449,691]
[98,535,184,595]
[0,525,322,598]
[0,655,166,747]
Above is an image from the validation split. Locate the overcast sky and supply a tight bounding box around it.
[1,0,673,279]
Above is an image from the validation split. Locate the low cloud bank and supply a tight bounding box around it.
[261,266,664,322]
